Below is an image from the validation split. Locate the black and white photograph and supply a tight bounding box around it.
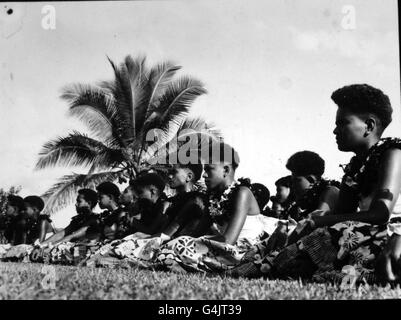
[0,0,401,303]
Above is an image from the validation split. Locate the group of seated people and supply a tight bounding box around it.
[0,83,401,285]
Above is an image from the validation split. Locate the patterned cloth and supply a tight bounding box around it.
[228,138,401,283]
[0,244,34,262]
[28,241,105,265]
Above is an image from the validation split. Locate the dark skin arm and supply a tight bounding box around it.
[312,149,401,227]
[131,201,169,236]
[41,229,65,245]
[131,215,167,235]
[58,226,90,244]
[161,199,205,237]
[38,219,49,243]
[41,222,89,246]
[207,187,253,245]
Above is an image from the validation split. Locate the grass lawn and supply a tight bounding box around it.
[0,261,400,300]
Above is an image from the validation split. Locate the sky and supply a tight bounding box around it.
[0,0,400,228]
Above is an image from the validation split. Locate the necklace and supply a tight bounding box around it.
[341,138,401,196]
[207,178,252,218]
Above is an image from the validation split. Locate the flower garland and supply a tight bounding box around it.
[207,178,252,219]
[340,137,401,197]
[285,179,341,221]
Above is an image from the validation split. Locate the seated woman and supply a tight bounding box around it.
[241,84,401,284]
[228,151,340,278]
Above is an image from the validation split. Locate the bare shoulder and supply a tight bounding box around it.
[380,148,401,173]
[236,186,253,198]
[382,148,401,161]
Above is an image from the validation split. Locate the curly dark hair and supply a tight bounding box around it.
[130,173,166,194]
[78,189,98,209]
[286,151,325,177]
[7,195,25,211]
[331,84,393,132]
[250,183,270,210]
[24,196,45,212]
[275,175,292,188]
[96,182,121,201]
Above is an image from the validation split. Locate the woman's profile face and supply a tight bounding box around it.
[203,164,225,190]
[168,167,188,189]
[291,175,312,200]
[333,109,367,152]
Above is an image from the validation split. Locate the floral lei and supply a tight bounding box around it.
[297,179,341,211]
[207,178,251,220]
[285,179,340,220]
[340,137,401,197]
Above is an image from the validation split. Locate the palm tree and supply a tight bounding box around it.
[36,55,222,215]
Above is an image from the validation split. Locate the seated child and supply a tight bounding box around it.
[96,182,131,241]
[138,162,209,240]
[274,176,295,217]
[41,188,100,246]
[269,196,285,218]
[0,196,54,261]
[284,151,340,223]
[18,196,54,244]
[81,173,170,267]
[3,195,25,245]
[129,173,170,236]
[119,184,140,221]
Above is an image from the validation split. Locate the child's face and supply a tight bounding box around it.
[291,175,312,200]
[168,167,189,189]
[120,187,135,205]
[75,194,92,214]
[272,202,284,215]
[135,186,158,206]
[333,109,368,152]
[24,204,37,217]
[203,163,226,190]
[98,193,113,209]
[6,204,17,216]
[276,186,290,203]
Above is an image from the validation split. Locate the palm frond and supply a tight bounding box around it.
[124,55,152,139]
[35,131,124,170]
[159,76,207,126]
[124,55,148,87]
[145,62,182,118]
[143,117,222,165]
[61,83,124,147]
[42,170,122,215]
[107,56,135,144]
